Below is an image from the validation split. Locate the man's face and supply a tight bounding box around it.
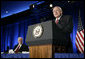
[53,7,62,18]
[18,38,23,44]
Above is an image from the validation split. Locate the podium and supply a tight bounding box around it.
[26,20,67,58]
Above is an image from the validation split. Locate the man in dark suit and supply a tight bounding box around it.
[52,6,73,53]
[13,37,29,53]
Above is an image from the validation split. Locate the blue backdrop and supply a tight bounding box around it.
[1,5,84,53]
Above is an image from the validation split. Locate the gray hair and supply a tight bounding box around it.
[52,6,63,13]
[18,37,23,41]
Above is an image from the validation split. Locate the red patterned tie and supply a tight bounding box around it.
[56,18,59,24]
[15,45,20,53]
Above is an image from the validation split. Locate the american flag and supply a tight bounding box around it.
[75,10,84,53]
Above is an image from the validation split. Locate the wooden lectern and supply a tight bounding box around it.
[26,20,67,58]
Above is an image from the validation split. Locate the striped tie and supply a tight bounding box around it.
[56,18,59,24]
[15,45,20,53]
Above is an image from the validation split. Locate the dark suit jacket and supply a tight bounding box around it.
[13,44,29,52]
[53,15,73,52]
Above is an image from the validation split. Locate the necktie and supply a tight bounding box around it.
[55,18,59,24]
[15,45,20,53]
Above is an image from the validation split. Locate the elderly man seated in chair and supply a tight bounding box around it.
[13,37,29,53]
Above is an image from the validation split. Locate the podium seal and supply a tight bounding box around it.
[33,25,43,38]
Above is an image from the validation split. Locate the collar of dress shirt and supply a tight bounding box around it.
[55,15,62,21]
[19,44,22,48]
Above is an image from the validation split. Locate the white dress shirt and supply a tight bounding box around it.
[14,44,22,51]
[18,44,22,49]
[55,15,62,23]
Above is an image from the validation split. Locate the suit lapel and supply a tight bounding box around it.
[59,15,63,22]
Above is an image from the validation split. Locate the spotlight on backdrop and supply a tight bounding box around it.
[30,4,35,9]
[50,4,53,8]
[33,5,35,8]
[68,1,70,3]
[6,11,8,13]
